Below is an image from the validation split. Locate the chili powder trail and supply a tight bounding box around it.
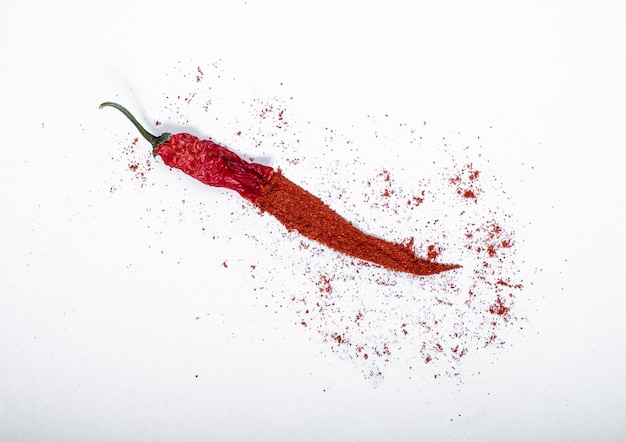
[256,170,460,276]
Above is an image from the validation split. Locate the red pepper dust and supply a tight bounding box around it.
[100,101,459,277]
[255,170,459,276]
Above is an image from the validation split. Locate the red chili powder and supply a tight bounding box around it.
[255,170,460,276]
[450,164,481,201]
[427,244,440,260]
[462,190,476,199]
[488,295,510,317]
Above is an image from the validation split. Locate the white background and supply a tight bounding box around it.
[1,1,625,440]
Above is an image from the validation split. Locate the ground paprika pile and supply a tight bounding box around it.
[256,170,459,276]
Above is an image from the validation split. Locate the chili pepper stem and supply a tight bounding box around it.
[99,101,171,152]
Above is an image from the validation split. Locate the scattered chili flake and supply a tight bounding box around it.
[408,192,425,207]
[318,275,333,294]
[332,334,343,345]
[462,190,476,199]
[196,66,204,83]
[427,245,440,261]
[488,296,510,317]
[450,163,481,201]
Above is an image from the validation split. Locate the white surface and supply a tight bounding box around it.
[1,1,625,440]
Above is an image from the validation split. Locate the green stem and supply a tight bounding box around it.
[99,102,171,149]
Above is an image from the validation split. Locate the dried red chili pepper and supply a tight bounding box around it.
[100,102,460,276]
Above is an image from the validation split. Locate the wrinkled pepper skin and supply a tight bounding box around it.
[156,133,274,202]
